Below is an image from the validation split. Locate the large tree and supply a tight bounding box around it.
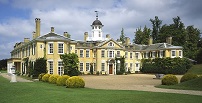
[184,25,201,59]
[150,16,162,43]
[60,53,79,76]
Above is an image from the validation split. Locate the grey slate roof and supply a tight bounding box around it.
[35,33,70,41]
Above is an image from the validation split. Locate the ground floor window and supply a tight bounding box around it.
[80,63,84,71]
[86,63,90,71]
[49,61,53,74]
[101,63,105,71]
[58,61,63,75]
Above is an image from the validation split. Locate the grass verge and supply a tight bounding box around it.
[0,76,202,103]
[156,77,202,91]
[187,64,202,75]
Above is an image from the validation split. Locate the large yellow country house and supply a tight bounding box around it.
[7,14,183,75]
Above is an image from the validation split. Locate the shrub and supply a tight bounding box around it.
[56,75,70,86]
[48,75,60,84]
[38,73,45,81]
[162,74,178,85]
[42,74,51,82]
[66,76,85,88]
[180,73,198,83]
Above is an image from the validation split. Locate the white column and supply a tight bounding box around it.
[114,62,116,75]
[107,62,109,74]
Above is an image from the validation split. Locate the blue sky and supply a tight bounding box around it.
[0,0,202,60]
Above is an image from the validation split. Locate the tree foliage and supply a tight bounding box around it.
[0,59,7,70]
[140,58,192,74]
[150,16,162,43]
[60,53,79,76]
[133,26,151,45]
[120,28,125,44]
[115,56,125,75]
[33,58,47,77]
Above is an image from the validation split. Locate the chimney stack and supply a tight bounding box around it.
[32,31,36,39]
[148,36,153,45]
[106,34,110,38]
[35,18,40,37]
[84,32,88,41]
[166,36,172,44]
[24,38,30,43]
[125,37,130,45]
[51,27,54,33]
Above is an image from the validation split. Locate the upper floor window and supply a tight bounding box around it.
[108,50,115,58]
[130,52,133,59]
[101,50,105,58]
[80,49,84,57]
[125,52,128,58]
[86,49,90,58]
[135,52,139,59]
[117,51,120,57]
[48,43,53,54]
[58,43,64,54]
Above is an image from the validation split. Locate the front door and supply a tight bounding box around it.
[109,64,113,74]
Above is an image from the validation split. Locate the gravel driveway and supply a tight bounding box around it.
[81,74,202,96]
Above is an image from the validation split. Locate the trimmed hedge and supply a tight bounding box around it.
[42,74,51,82]
[66,76,85,88]
[141,58,192,74]
[180,73,198,83]
[38,73,45,81]
[162,74,178,85]
[56,75,70,86]
[48,75,60,84]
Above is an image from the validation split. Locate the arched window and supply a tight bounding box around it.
[108,42,114,47]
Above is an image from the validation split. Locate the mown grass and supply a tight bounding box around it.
[0,76,202,103]
[187,64,202,75]
[156,77,202,91]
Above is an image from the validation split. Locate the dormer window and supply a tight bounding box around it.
[108,42,114,47]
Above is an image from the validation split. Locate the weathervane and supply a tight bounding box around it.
[95,11,98,20]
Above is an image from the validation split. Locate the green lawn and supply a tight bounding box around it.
[156,77,202,91]
[0,76,202,103]
[187,64,202,75]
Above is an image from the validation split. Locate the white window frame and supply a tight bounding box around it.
[108,42,114,47]
[58,42,64,54]
[179,50,183,58]
[48,60,53,74]
[80,63,84,71]
[125,52,128,58]
[101,63,105,71]
[58,61,63,76]
[86,62,90,71]
[108,50,115,58]
[117,51,120,57]
[101,50,105,58]
[135,52,139,59]
[130,52,133,59]
[48,42,54,54]
[86,49,90,58]
[80,49,84,57]
[32,44,35,55]
[171,50,176,58]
